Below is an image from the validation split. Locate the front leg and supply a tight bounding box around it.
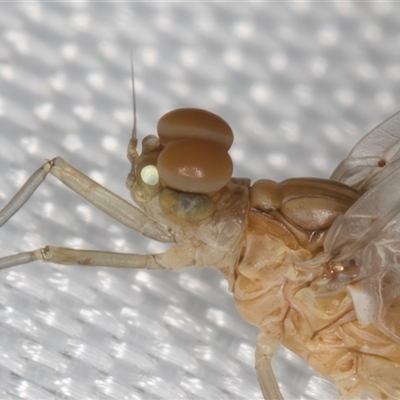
[0,157,172,242]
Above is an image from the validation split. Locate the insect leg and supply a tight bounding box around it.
[0,243,196,271]
[0,163,50,228]
[0,158,172,242]
[255,329,284,400]
[0,251,38,269]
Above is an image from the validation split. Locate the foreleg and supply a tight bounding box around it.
[0,157,172,242]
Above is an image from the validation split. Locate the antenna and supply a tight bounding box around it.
[130,51,137,139]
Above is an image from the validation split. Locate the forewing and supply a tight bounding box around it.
[325,163,400,342]
[325,157,400,262]
[324,111,400,342]
[330,110,400,191]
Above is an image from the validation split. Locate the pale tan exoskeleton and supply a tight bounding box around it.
[1,102,400,399]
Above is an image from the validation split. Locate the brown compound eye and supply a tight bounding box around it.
[157,138,233,193]
[157,108,233,150]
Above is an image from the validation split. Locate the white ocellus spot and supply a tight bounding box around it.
[141,165,159,185]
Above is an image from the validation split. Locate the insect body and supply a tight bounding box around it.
[1,107,400,399]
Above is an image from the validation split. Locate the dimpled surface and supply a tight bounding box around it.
[1,3,400,400]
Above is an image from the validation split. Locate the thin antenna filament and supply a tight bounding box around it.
[131,51,137,139]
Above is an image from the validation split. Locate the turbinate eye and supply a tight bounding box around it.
[157,138,233,193]
[157,108,233,150]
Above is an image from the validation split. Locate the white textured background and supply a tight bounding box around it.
[0,3,400,400]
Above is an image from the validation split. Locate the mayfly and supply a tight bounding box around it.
[1,99,400,399]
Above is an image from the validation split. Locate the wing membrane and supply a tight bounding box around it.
[325,158,400,263]
[331,110,400,191]
[324,111,400,343]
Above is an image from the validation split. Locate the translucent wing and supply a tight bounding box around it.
[324,111,400,343]
[331,110,400,191]
[325,158,400,262]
